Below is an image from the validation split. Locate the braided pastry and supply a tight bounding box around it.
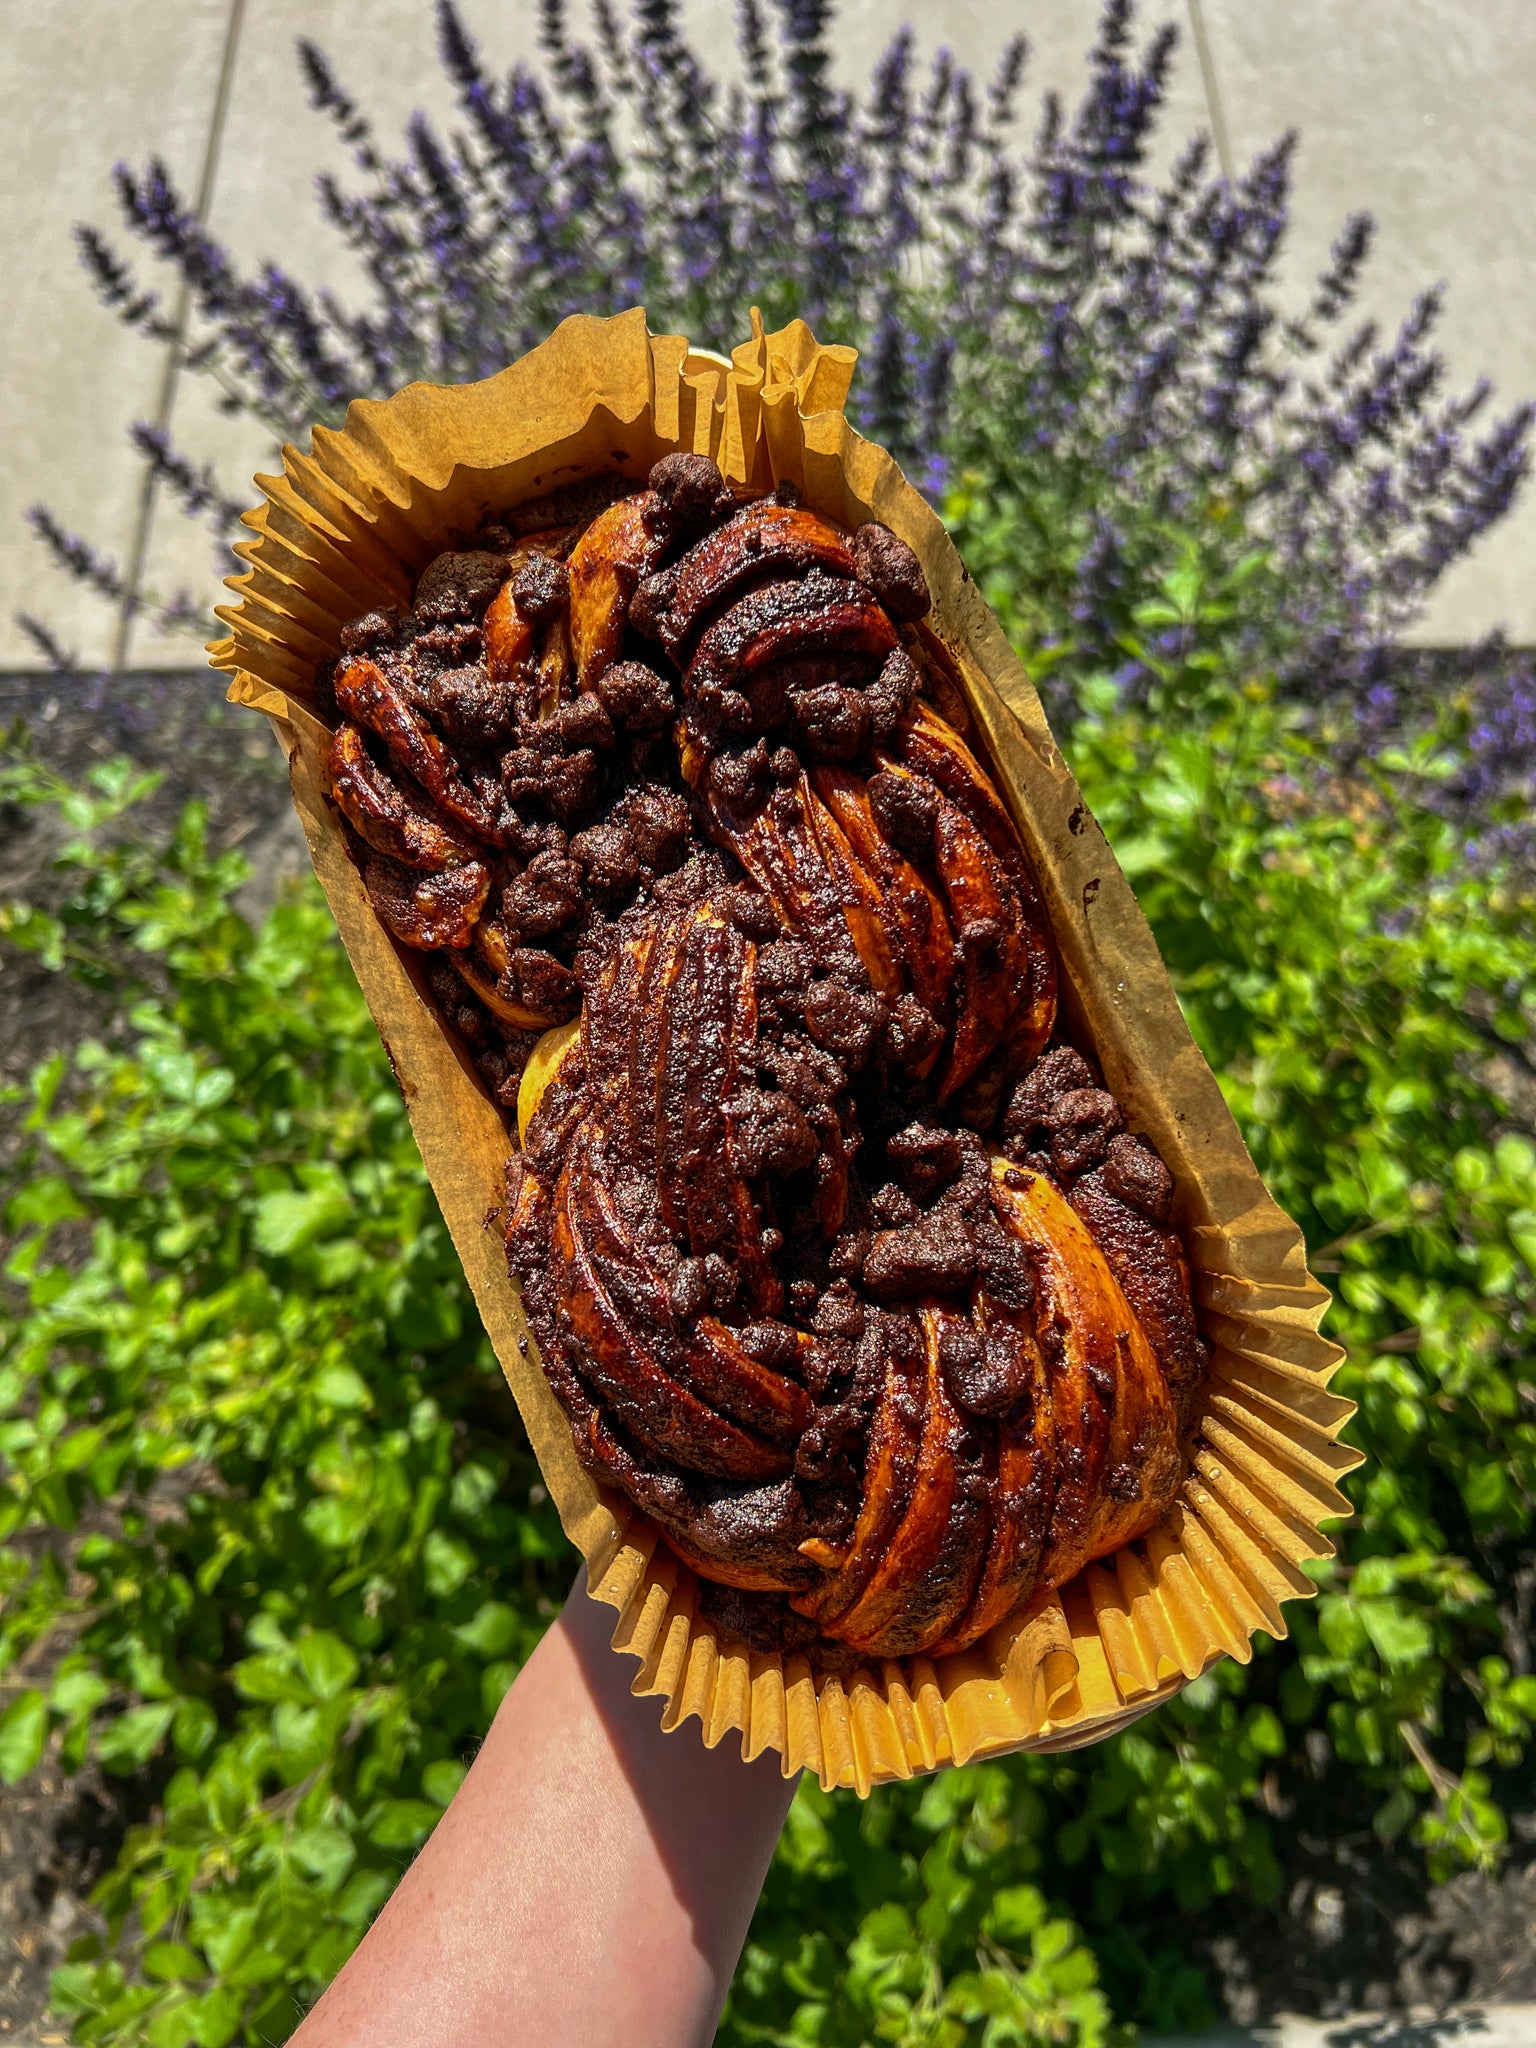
[316,456,1207,1661]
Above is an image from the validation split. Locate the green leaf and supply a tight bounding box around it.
[173,1696,218,1758]
[367,1798,440,1850]
[1374,1785,1416,1841]
[296,1630,361,1702]
[188,1983,244,2047]
[855,1901,912,1957]
[202,1905,258,1977]
[145,1940,203,1983]
[0,1690,48,1784]
[423,1529,476,1600]
[303,1496,370,1550]
[450,1460,497,1519]
[49,1962,109,2017]
[453,1602,519,1659]
[1359,1599,1435,1667]
[233,1655,311,1706]
[289,1825,357,1892]
[253,1186,351,1256]
[146,2000,197,2048]
[97,1701,177,1774]
[314,1364,373,1411]
[1247,1706,1286,1757]
[422,1758,466,1807]
[1318,1596,1368,1659]
[5,1174,86,1230]
[51,1668,112,1720]
[481,1661,519,1719]
[986,1884,1046,1945]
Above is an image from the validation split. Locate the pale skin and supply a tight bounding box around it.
[291,1577,798,2048]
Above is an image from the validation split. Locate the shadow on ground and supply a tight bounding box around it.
[1151,2000,1536,2046]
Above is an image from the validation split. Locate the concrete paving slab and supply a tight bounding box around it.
[1195,0,1536,644]
[1148,2005,1536,2048]
[0,0,234,670]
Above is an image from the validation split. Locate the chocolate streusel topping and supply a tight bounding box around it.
[314,457,1206,1660]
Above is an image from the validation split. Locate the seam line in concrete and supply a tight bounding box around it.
[1184,0,1235,181]
[111,0,248,677]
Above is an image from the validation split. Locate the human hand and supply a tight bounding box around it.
[294,1574,797,2048]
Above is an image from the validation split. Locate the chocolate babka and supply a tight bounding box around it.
[315,454,1207,1661]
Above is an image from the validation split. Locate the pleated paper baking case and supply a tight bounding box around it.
[211,307,1362,1791]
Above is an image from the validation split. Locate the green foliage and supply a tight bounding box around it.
[0,754,568,2043]
[726,1645,1288,2039]
[3,524,1535,2041]
[725,1769,1126,2046]
[965,512,1536,1896]
[944,404,1293,731]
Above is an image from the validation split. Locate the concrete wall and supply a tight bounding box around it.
[1,0,1531,671]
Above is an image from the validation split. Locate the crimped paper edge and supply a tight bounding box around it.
[211,308,1361,1791]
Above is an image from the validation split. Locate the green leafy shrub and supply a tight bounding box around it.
[0,750,1143,2040]
[5,517,1534,2039]
[969,523,1536,1895]
[1089,703,1534,1869]
[727,1770,1128,2045]
[0,753,569,2042]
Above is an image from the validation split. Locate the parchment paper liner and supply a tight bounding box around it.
[211,308,1361,1790]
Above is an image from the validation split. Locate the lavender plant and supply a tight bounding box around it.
[30,0,1534,838]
